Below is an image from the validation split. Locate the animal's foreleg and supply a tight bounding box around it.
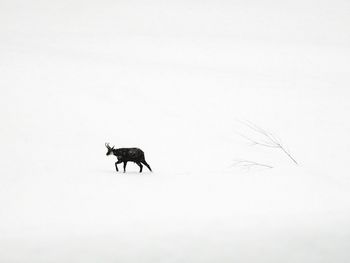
[123,161,127,173]
[115,160,122,172]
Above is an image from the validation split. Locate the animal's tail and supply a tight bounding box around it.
[141,160,152,172]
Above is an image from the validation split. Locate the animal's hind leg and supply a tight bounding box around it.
[141,160,152,172]
[136,162,143,173]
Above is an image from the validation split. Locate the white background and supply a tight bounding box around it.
[1,0,350,262]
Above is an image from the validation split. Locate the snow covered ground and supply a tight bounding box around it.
[1,0,350,262]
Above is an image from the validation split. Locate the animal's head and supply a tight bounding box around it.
[105,142,115,156]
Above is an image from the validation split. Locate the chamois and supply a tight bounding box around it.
[105,143,152,173]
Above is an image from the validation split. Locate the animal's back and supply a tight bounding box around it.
[120,147,144,160]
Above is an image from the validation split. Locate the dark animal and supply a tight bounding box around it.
[105,143,152,173]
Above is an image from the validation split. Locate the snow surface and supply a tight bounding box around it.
[1,0,350,262]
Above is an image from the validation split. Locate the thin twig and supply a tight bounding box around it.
[237,120,298,165]
[232,159,273,170]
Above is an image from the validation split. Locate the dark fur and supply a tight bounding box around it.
[105,143,152,173]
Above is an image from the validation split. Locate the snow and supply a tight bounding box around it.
[1,0,350,262]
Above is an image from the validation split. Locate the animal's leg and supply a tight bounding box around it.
[136,162,143,173]
[123,161,127,173]
[115,160,122,172]
[141,160,152,172]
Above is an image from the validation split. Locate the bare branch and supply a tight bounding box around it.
[234,131,278,148]
[237,120,298,165]
[232,159,273,170]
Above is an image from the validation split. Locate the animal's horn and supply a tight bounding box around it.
[105,142,110,148]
